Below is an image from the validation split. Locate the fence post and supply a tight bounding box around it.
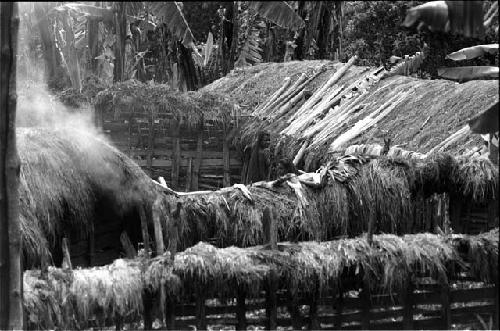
[263,206,278,330]
[196,285,207,330]
[440,284,451,330]
[401,276,414,330]
[360,278,371,330]
[494,277,499,330]
[333,286,344,330]
[165,219,177,330]
[308,277,320,330]
[288,289,302,330]
[236,287,247,331]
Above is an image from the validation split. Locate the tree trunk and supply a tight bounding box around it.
[34,2,58,81]
[178,42,198,91]
[113,2,126,82]
[227,1,239,72]
[61,14,82,91]
[87,16,99,75]
[294,1,307,60]
[0,2,23,329]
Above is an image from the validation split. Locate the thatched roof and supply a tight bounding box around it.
[18,128,162,267]
[159,153,497,251]
[23,228,498,329]
[94,80,236,126]
[202,60,499,169]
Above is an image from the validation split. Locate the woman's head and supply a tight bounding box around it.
[257,131,271,148]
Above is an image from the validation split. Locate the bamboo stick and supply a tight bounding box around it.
[328,93,406,152]
[265,73,308,116]
[254,77,291,116]
[426,125,470,156]
[273,66,328,119]
[283,85,344,135]
[290,55,358,123]
[285,67,376,136]
[293,140,309,166]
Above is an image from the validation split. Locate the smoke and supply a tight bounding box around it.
[15,2,102,140]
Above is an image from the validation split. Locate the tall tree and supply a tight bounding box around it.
[0,2,23,329]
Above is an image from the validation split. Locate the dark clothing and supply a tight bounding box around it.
[243,146,270,184]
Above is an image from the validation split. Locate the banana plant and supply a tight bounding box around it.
[403,1,499,82]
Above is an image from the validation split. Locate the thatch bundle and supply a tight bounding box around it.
[18,127,162,267]
[161,153,498,251]
[23,228,498,329]
[94,80,235,126]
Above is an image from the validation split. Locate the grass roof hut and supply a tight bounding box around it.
[201,59,499,236]
[94,80,242,191]
[18,127,164,268]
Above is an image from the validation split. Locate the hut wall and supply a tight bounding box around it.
[100,116,242,191]
[449,198,499,234]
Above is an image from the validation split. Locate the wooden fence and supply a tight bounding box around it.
[154,279,497,330]
[120,208,498,331]
[99,116,243,191]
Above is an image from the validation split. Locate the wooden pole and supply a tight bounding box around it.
[263,206,278,330]
[360,279,371,330]
[236,287,247,331]
[192,127,203,190]
[333,287,344,330]
[88,221,95,266]
[165,242,177,330]
[308,279,320,330]
[288,290,302,330]
[152,198,165,255]
[401,277,414,330]
[440,284,451,330]
[0,3,22,328]
[195,286,207,330]
[138,205,150,256]
[223,123,231,187]
[171,120,181,189]
[147,109,155,175]
[185,158,192,192]
[61,237,72,270]
[120,231,137,258]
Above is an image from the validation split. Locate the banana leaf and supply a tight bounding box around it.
[248,1,305,30]
[446,44,499,61]
[402,1,485,38]
[438,66,499,82]
[402,1,449,33]
[153,2,196,48]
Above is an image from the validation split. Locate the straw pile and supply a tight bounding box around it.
[23,228,498,329]
[161,152,497,251]
[94,80,235,126]
[18,127,162,267]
